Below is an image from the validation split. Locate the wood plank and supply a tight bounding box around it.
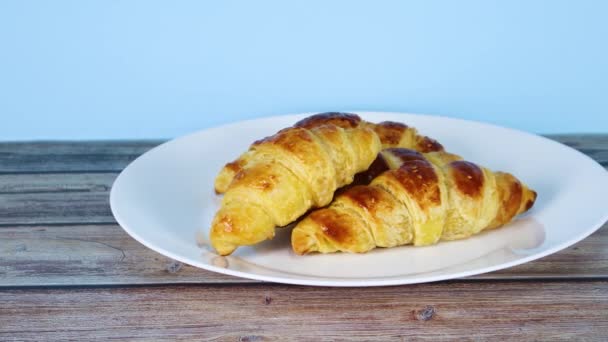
[0,134,606,227]
[1,281,606,341]
[0,190,114,225]
[0,141,161,173]
[0,173,118,225]
[1,223,606,286]
[0,172,116,194]
[0,224,250,286]
[0,135,606,174]
[0,135,606,285]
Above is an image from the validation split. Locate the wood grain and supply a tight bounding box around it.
[1,135,606,340]
[1,281,607,341]
[0,191,114,225]
[1,223,606,286]
[0,224,248,286]
[0,173,117,225]
[0,135,605,175]
[0,134,607,285]
[0,141,161,173]
[0,135,605,227]
[0,172,116,194]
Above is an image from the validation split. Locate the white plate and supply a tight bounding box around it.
[110,112,608,286]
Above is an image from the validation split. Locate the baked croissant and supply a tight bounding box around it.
[292,148,537,254]
[210,115,381,255]
[210,113,444,255]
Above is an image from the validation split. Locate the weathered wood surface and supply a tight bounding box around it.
[0,135,607,341]
[0,140,162,173]
[0,187,113,225]
[0,172,115,194]
[0,135,606,226]
[0,135,607,286]
[0,173,116,225]
[0,224,247,286]
[1,281,607,341]
[1,223,606,286]
[0,135,606,174]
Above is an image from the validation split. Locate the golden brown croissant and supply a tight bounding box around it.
[292,148,537,254]
[210,115,381,255]
[210,113,444,255]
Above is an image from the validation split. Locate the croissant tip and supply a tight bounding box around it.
[210,236,237,256]
[291,229,318,255]
[214,182,228,194]
[214,244,236,256]
[524,189,538,212]
[213,172,233,194]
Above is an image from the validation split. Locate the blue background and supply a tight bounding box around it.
[1,1,606,140]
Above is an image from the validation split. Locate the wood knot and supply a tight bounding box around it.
[414,305,436,321]
[239,335,263,342]
[166,260,183,273]
[264,295,272,305]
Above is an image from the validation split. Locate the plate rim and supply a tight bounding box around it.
[110,111,608,287]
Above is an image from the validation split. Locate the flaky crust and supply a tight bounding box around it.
[292,148,537,254]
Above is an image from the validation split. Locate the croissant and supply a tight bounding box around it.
[210,115,381,255]
[291,148,537,254]
[210,113,444,255]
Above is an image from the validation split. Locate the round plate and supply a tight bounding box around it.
[110,112,608,286]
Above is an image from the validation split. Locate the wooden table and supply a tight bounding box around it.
[1,135,607,341]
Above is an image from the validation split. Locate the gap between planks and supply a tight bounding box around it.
[0,223,606,286]
[0,135,606,174]
[0,135,606,227]
[1,281,607,341]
